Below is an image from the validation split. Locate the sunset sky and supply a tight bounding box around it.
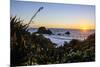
[11,0,95,30]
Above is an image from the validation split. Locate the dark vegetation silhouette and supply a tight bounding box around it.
[11,16,95,66]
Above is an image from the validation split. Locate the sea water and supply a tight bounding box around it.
[29,28,95,46]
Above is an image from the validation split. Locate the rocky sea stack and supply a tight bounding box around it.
[65,31,70,35]
[36,27,53,35]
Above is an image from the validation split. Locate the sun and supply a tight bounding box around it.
[82,27,88,30]
[80,25,89,31]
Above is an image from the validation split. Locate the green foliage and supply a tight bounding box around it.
[11,16,95,66]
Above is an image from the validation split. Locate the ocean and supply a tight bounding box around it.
[28,28,95,46]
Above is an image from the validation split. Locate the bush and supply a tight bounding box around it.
[11,16,95,66]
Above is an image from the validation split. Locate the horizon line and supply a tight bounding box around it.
[29,27,95,30]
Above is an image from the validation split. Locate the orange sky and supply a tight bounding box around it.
[29,19,95,30]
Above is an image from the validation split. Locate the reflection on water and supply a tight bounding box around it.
[50,28,95,40]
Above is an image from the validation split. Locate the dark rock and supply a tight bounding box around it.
[57,33,61,35]
[65,31,70,35]
[37,27,52,35]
